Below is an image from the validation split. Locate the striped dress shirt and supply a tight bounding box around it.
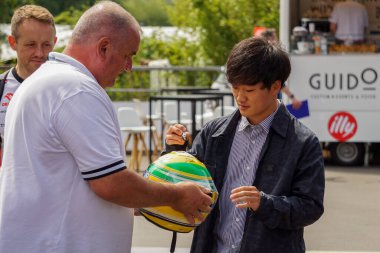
[216,105,278,253]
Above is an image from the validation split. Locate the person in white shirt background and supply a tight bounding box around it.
[329,0,369,45]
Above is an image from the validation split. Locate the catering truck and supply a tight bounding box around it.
[279,0,380,166]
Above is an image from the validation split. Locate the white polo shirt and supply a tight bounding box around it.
[329,0,368,41]
[0,52,133,252]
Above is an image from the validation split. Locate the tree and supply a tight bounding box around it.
[0,0,101,23]
[0,0,171,26]
[0,0,32,23]
[121,0,171,26]
[54,6,88,26]
[167,0,279,65]
[31,0,97,16]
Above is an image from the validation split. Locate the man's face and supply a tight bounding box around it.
[231,82,280,125]
[100,27,140,87]
[8,18,56,78]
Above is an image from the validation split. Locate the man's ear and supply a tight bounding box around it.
[8,35,17,50]
[97,37,111,59]
[271,80,282,94]
[54,36,58,45]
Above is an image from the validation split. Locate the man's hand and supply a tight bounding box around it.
[230,186,261,211]
[291,98,302,110]
[172,181,212,224]
[166,124,189,145]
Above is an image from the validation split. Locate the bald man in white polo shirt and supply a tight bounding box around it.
[0,2,211,252]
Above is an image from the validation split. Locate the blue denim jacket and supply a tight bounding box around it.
[165,104,325,253]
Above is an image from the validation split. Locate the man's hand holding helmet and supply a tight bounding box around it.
[172,182,212,224]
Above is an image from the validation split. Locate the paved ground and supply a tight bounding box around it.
[129,155,380,253]
[304,166,380,252]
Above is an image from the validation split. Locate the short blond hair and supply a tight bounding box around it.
[11,5,55,39]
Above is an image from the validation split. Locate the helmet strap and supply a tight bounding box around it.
[170,231,177,253]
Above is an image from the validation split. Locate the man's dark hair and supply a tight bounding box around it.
[226,37,291,89]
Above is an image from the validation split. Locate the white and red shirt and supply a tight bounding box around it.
[0,68,23,139]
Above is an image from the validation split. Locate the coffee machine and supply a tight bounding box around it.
[290,26,310,53]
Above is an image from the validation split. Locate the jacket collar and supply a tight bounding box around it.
[270,103,290,138]
[212,103,290,139]
[211,109,241,138]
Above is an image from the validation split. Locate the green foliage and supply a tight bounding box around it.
[167,0,279,65]
[136,30,206,66]
[54,6,88,26]
[121,0,171,26]
[108,30,217,101]
[0,0,33,23]
[0,0,102,23]
[32,0,97,16]
[1,0,171,26]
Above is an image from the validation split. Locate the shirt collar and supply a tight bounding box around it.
[48,52,97,82]
[237,100,280,134]
[11,67,24,83]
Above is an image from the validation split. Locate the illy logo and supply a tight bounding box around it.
[328,112,357,141]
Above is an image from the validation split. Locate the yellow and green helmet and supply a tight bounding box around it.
[139,151,218,233]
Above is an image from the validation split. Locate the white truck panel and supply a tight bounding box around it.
[288,54,380,142]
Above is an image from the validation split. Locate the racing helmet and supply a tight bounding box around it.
[139,151,218,233]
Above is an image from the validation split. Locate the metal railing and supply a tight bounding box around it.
[0,64,224,101]
[107,65,223,101]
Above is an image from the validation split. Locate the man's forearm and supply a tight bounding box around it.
[88,168,178,208]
